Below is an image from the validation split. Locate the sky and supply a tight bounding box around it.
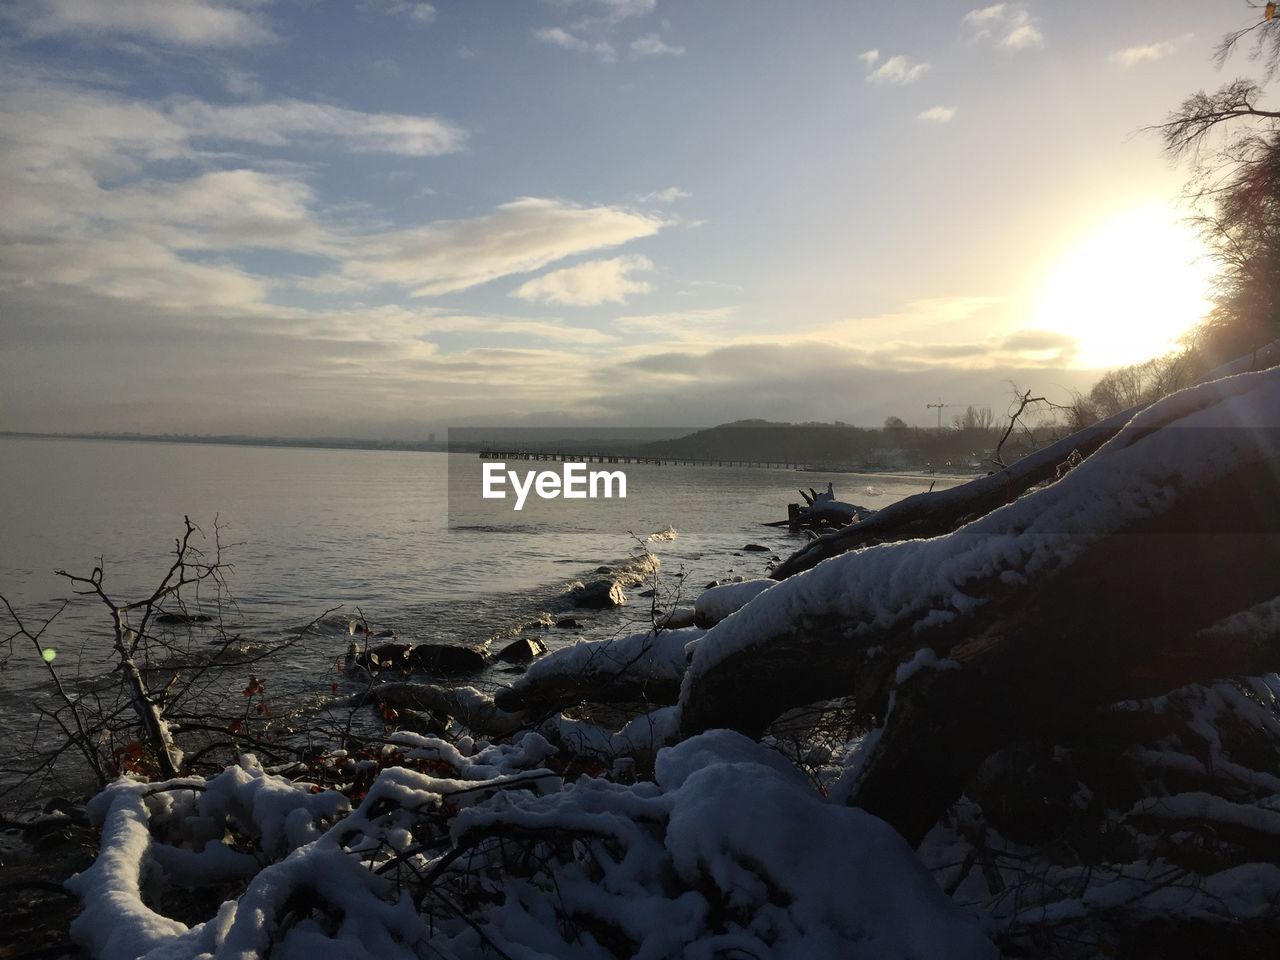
[0,0,1253,436]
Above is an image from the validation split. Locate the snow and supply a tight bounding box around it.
[1126,791,1280,834]
[893,646,960,685]
[67,732,996,959]
[510,625,705,691]
[692,578,774,625]
[65,787,191,960]
[541,706,681,759]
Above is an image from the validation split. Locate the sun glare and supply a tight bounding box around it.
[1032,205,1216,370]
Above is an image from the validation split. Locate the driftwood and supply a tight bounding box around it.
[678,369,1280,845]
[771,339,1280,580]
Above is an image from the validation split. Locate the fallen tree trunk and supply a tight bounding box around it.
[678,368,1280,844]
[771,338,1280,580]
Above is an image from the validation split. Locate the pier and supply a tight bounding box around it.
[477,449,804,470]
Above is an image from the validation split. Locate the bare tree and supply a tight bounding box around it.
[1152,3,1280,362]
[1,518,318,802]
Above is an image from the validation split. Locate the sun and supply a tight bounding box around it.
[1032,205,1216,370]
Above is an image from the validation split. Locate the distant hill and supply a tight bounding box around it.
[640,421,886,464]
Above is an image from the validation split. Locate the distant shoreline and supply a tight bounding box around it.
[0,430,987,478]
[0,430,450,455]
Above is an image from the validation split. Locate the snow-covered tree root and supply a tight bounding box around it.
[365,628,706,764]
[918,673,1280,955]
[772,337,1280,580]
[67,731,998,959]
[680,367,1280,845]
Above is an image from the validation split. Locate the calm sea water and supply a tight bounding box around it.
[0,435,962,796]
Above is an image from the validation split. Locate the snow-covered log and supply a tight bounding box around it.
[494,627,705,712]
[371,682,528,736]
[692,579,774,626]
[679,367,1280,843]
[772,338,1280,580]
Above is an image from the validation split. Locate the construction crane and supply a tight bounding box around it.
[925,400,974,431]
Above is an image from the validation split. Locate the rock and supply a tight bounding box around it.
[496,637,547,663]
[638,588,656,598]
[406,644,488,676]
[742,543,771,552]
[347,642,414,675]
[156,612,212,625]
[555,617,583,629]
[572,578,627,609]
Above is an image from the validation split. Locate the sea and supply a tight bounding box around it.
[0,434,963,803]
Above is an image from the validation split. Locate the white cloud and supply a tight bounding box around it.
[14,0,274,47]
[858,49,880,66]
[963,4,1008,27]
[100,169,337,255]
[221,67,263,99]
[918,105,957,122]
[511,255,654,306]
[1109,35,1191,68]
[168,97,466,157]
[533,27,617,63]
[593,0,656,19]
[866,54,930,85]
[371,1,436,25]
[630,33,684,57]
[0,82,466,185]
[347,199,666,297]
[0,230,270,312]
[963,4,1043,51]
[637,186,690,203]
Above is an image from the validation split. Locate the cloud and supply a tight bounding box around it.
[533,27,617,63]
[0,81,467,188]
[366,1,436,25]
[866,54,930,85]
[511,255,654,306]
[98,169,337,255]
[346,199,666,297]
[1109,35,1191,68]
[0,286,617,434]
[614,307,736,341]
[221,67,263,99]
[636,186,690,203]
[592,0,656,19]
[168,97,466,157]
[13,0,275,47]
[630,33,684,57]
[412,310,618,344]
[858,49,880,66]
[918,105,957,122]
[963,4,1044,51]
[537,0,675,63]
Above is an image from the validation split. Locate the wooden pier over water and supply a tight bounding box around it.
[477,449,805,470]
